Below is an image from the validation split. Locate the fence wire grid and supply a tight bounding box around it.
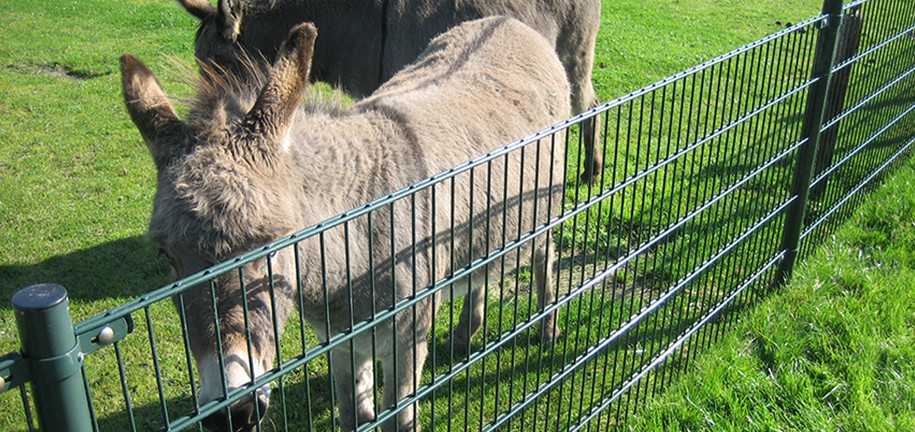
[2,0,913,431]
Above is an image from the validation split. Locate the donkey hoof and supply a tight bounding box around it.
[579,171,601,186]
[446,329,473,355]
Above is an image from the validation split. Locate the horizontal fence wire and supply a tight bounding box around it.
[2,1,913,431]
[801,0,915,259]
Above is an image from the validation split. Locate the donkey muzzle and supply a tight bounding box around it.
[201,391,270,432]
[197,351,272,431]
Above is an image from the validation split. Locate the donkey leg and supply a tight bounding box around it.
[449,272,486,354]
[579,110,602,185]
[572,78,603,185]
[534,235,561,346]
[381,328,429,432]
[330,346,376,431]
[561,11,603,185]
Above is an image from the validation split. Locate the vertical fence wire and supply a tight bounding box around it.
[800,0,915,259]
[3,1,914,431]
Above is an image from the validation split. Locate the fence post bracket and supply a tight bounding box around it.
[0,352,29,394]
[77,314,135,356]
[27,340,84,383]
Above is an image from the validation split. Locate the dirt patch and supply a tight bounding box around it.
[8,62,107,81]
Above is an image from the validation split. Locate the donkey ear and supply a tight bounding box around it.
[177,0,216,21]
[217,0,243,42]
[121,54,188,169]
[244,23,317,142]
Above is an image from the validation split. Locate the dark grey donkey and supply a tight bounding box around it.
[178,0,603,183]
[122,16,569,432]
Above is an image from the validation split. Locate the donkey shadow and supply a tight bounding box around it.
[0,236,169,312]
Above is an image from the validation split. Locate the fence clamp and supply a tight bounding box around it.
[76,314,135,357]
[28,341,84,383]
[819,8,844,31]
[0,313,133,395]
[0,352,29,395]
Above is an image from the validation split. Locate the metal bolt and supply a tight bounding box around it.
[96,326,115,345]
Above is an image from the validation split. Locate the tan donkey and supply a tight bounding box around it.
[179,0,604,183]
[122,17,569,432]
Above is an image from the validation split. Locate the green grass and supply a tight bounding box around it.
[7,0,898,430]
[595,0,819,96]
[626,158,915,431]
[0,1,199,427]
[0,0,197,301]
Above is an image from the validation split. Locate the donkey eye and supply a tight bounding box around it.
[157,248,173,263]
[158,248,180,278]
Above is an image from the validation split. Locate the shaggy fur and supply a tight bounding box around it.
[123,17,569,432]
[178,0,604,183]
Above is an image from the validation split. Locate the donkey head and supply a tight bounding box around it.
[177,0,251,77]
[178,0,285,79]
[122,22,317,432]
[179,0,242,42]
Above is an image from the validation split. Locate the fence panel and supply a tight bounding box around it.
[1,0,912,431]
[801,0,915,258]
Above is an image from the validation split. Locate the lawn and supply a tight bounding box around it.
[627,156,915,431]
[5,0,882,430]
[0,0,821,353]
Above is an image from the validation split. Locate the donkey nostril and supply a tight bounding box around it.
[233,400,258,431]
[256,396,269,419]
[200,397,266,432]
[201,410,229,432]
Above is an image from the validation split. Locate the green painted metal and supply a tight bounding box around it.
[12,284,92,432]
[1,1,912,430]
[0,352,29,395]
[775,0,845,285]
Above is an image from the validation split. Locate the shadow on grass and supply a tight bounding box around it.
[2,232,772,431]
[0,236,169,312]
[89,368,337,432]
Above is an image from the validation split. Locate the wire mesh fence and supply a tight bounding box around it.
[1,0,913,431]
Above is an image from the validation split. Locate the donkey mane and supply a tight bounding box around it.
[187,54,349,134]
[144,57,297,261]
[145,55,354,261]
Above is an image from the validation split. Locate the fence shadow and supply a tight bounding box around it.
[0,236,169,311]
[88,367,336,432]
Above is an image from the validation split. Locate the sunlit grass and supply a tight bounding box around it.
[1,0,864,430]
[627,157,915,431]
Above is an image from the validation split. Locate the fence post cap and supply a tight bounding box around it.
[12,284,68,312]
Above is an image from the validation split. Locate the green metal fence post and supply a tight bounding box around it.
[810,5,863,201]
[775,0,845,285]
[13,284,93,431]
